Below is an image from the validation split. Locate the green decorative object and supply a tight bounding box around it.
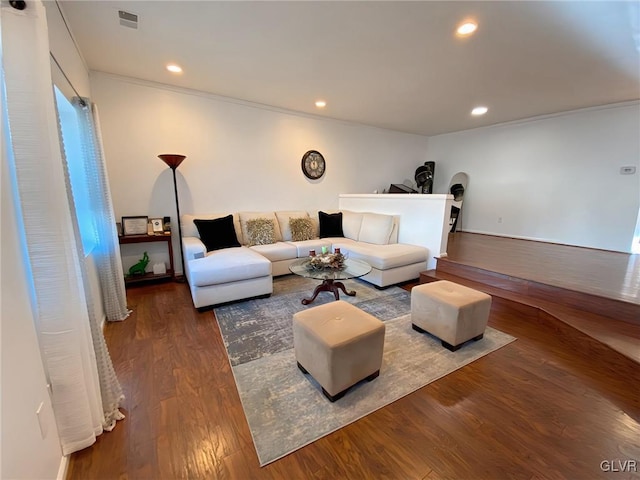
[129,251,149,276]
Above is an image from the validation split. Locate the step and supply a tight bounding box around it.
[418,269,640,364]
[435,258,640,326]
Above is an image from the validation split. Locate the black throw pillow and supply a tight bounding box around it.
[194,215,241,252]
[318,211,344,238]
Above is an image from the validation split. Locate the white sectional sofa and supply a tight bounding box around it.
[181,210,428,309]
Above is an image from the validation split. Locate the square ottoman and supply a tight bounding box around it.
[411,280,491,351]
[293,300,385,402]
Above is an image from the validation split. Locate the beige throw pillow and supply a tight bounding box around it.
[289,217,315,242]
[239,212,282,244]
[275,211,310,241]
[246,218,276,246]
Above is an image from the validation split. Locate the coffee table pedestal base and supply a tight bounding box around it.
[301,279,356,305]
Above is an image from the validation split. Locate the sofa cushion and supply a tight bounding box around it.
[245,218,276,246]
[319,211,344,238]
[336,242,427,270]
[275,211,310,241]
[194,215,241,252]
[358,213,395,245]
[286,238,333,258]
[189,246,271,287]
[250,241,298,262]
[341,210,364,241]
[289,217,315,241]
[239,212,283,244]
[324,237,359,248]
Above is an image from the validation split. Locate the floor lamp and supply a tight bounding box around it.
[158,154,186,279]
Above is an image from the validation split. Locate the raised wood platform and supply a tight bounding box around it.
[444,232,640,305]
[432,259,640,325]
[422,232,640,363]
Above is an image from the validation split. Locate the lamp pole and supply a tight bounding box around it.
[158,154,186,279]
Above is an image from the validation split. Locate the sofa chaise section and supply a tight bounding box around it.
[333,240,428,288]
[329,211,428,287]
[182,220,273,309]
[186,246,272,309]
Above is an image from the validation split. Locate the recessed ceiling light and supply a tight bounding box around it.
[166,64,183,74]
[315,100,327,108]
[457,21,478,36]
[471,106,488,116]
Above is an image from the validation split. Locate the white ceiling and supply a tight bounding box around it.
[59,1,640,136]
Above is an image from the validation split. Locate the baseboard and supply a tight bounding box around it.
[57,455,69,480]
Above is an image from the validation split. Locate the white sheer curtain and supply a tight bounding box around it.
[1,0,123,454]
[57,98,125,432]
[72,98,130,322]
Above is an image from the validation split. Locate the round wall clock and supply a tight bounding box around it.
[301,150,326,180]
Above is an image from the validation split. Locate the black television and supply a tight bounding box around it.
[388,183,417,194]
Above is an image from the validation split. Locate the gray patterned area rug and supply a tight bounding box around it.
[213,275,516,466]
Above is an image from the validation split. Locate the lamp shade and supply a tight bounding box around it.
[158,154,186,170]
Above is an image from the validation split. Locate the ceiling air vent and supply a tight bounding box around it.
[118,10,138,29]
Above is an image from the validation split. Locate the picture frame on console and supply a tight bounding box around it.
[122,216,148,236]
[150,217,164,234]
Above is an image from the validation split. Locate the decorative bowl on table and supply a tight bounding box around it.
[306,252,346,271]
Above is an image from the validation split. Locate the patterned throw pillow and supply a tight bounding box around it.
[246,218,276,246]
[289,217,314,242]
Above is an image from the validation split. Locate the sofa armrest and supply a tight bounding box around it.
[183,236,206,261]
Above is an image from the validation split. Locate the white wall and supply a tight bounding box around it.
[45,0,90,100]
[427,103,640,252]
[90,73,430,273]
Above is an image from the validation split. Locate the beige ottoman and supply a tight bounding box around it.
[411,280,491,351]
[293,300,385,402]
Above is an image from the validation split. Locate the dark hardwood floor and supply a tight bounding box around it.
[67,275,640,479]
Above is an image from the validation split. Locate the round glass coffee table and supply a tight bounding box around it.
[289,257,372,305]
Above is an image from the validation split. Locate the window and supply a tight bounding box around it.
[54,86,97,255]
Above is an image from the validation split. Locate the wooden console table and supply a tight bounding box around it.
[119,233,174,285]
